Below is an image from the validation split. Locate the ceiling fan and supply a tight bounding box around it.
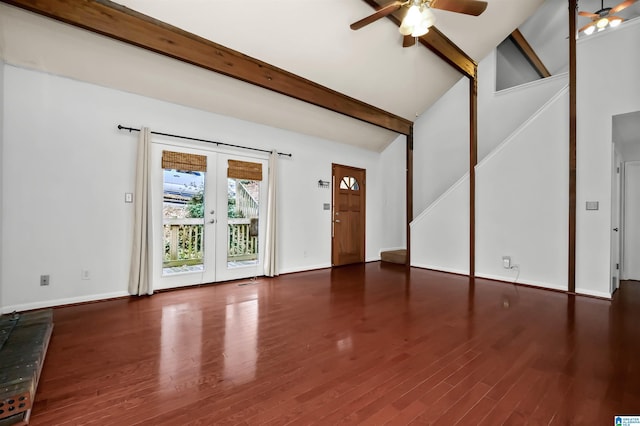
[350,0,488,46]
[578,0,637,35]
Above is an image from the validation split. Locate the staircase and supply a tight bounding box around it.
[381,249,407,265]
[410,83,570,286]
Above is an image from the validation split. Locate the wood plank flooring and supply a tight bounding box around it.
[27,264,640,425]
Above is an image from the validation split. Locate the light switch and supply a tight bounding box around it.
[125,193,134,203]
[586,201,599,210]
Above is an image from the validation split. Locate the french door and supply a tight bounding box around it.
[151,142,268,290]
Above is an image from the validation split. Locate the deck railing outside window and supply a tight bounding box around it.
[163,218,258,266]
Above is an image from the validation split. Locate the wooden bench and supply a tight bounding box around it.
[0,310,53,426]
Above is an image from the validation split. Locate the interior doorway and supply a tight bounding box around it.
[612,111,640,285]
[623,161,640,281]
[332,164,366,266]
[610,146,622,293]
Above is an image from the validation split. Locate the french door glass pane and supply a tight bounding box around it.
[162,169,206,276]
[227,178,260,268]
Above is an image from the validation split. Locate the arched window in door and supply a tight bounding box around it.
[339,176,360,191]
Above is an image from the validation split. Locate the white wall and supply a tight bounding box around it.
[411,18,640,298]
[576,19,640,297]
[413,49,568,215]
[478,50,568,161]
[495,38,541,91]
[1,65,403,312]
[518,0,569,76]
[619,143,640,161]
[411,175,469,275]
[476,89,568,289]
[411,49,569,290]
[379,135,406,252]
[412,88,569,290]
[413,76,469,216]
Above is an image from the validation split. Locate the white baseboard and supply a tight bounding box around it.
[279,263,332,275]
[575,288,612,300]
[0,277,609,314]
[1,291,130,314]
[475,272,567,292]
[411,263,469,276]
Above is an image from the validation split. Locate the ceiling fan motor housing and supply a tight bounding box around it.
[597,7,613,17]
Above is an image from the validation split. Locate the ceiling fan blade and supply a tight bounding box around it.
[578,22,596,33]
[430,0,488,16]
[578,11,599,18]
[608,15,626,24]
[350,1,404,30]
[403,35,416,47]
[610,0,637,14]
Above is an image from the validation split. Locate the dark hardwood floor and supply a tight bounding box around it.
[28,264,640,425]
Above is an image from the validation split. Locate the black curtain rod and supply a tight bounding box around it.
[117,125,292,157]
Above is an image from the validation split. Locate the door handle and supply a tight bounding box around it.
[335,219,341,223]
[613,228,619,232]
[209,219,216,224]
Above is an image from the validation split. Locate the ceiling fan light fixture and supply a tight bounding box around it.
[350,0,485,46]
[399,2,436,37]
[420,7,436,28]
[411,23,430,37]
[610,17,622,27]
[399,4,422,36]
[584,24,596,35]
[596,17,609,28]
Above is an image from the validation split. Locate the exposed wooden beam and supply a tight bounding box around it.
[568,0,577,293]
[509,29,551,78]
[420,27,477,79]
[469,75,478,277]
[1,0,412,136]
[359,0,477,78]
[406,126,414,266]
[356,1,478,269]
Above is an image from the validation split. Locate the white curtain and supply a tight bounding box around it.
[264,150,279,277]
[128,127,153,296]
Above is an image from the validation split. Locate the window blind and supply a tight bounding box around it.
[162,151,207,172]
[227,160,262,181]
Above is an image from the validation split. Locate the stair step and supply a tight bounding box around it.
[380,249,407,265]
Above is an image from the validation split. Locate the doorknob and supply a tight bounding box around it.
[335,219,341,223]
[210,210,215,214]
[209,219,216,224]
[613,228,619,232]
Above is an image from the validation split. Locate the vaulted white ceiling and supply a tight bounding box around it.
[114,0,543,119]
[0,0,544,150]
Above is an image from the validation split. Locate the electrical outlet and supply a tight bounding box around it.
[40,275,50,286]
[502,256,511,269]
[81,270,90,280]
